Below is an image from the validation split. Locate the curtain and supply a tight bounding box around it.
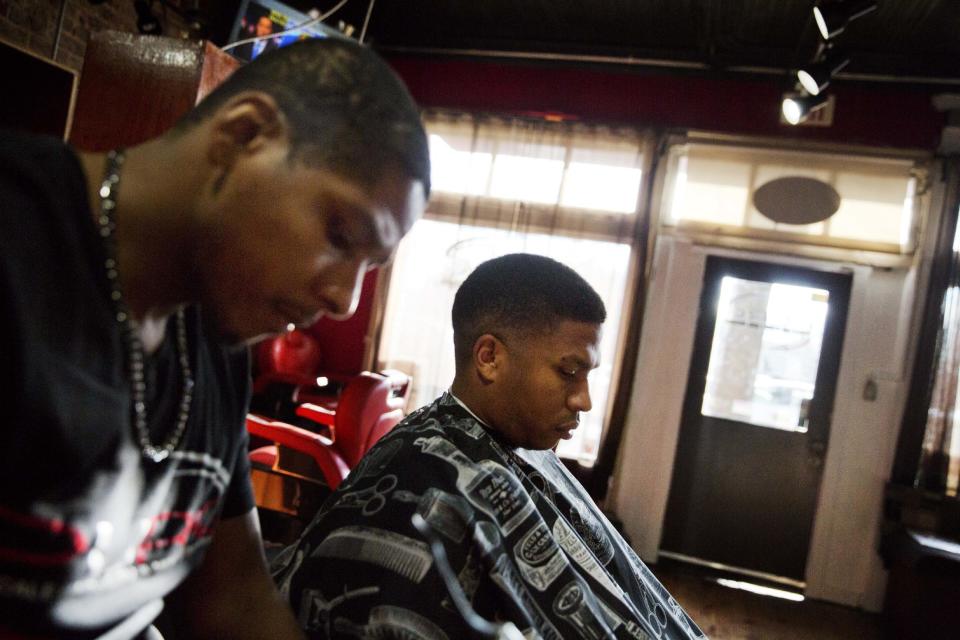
[376,111,648,463]
[918,211,960,496]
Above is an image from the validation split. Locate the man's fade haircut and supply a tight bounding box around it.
[452,254,606,367]
[175,37,429,195]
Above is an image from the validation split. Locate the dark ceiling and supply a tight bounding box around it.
[210,1,960,87]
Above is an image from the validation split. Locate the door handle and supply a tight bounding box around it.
[808,440,826,469]
[798,398,812,431]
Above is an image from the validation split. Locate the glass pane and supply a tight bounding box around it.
[378,219,631,462]
[560,144,644,213]
[946,284,960,496]
[701,277,830,432]
[670,155,751,226]
[665,145,918,252]
[828,173,914,245]
[560,163,643,213]
[489,154,565,204]
[429,133,493,196]
[425,115,644,217]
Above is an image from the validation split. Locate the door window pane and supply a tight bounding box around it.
[701,277,829,432]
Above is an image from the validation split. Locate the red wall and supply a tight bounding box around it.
[306,269,379,375]
[388,56,944,150]
[324,56,945,375]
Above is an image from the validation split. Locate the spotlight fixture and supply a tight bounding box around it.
[798,47,850,95]
[813,0,878,40]
[134,0,162,36]
[782,92,830,125]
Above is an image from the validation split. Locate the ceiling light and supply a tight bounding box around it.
[782,92,829,125]
[798,48,850,95]
[813,1,878,40]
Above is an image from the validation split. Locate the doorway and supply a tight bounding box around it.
[660,256,851,583]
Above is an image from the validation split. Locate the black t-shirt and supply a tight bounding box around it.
[0,131,255,638]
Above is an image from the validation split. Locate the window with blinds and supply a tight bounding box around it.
[424,112,646,242]
[662,143,922,254]
[377,112,648,463]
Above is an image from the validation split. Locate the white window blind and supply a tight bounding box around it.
[378,112,647,462]
[663,143,920,254]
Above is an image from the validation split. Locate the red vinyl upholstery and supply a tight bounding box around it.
[296,371,410,469]
[246,413,348,544]
[252,329,324,394]
[246,370,411,509]
[245,414,348,490]
[247,329,411,542]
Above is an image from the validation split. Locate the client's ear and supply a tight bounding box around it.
[474,334,505,383]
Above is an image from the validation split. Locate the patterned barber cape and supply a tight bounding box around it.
[272,393,706,640]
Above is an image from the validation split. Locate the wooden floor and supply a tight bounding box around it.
[654,563,884,640]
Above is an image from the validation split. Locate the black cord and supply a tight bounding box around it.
[410,513,501,639]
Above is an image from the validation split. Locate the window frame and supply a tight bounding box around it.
[374,110,656,465]
[655,133,932,261]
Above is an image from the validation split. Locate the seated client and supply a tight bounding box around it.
[272,253,705,639]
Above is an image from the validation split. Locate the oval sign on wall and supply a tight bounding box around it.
[753,176,841,225]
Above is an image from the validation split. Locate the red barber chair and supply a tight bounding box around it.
[295,371,410,469]
[251,328,325,397]
[246,330,411,543]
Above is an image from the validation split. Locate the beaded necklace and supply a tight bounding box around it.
[97,149,194,462]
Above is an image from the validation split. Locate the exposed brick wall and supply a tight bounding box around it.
[0,0,187,72]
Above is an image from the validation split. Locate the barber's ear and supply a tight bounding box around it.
[207,91,287,173]
[474,334,505,383]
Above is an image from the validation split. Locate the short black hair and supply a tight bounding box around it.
[452,254,606,367]
[176,37,429,195]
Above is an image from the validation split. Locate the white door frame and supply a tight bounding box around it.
[609,234,927,611]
